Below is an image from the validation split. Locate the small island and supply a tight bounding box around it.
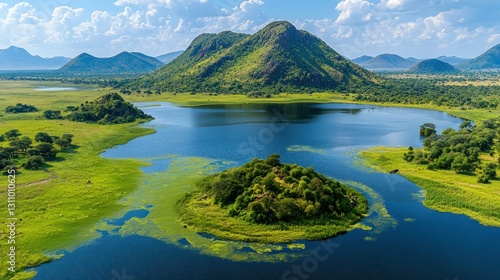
[176,155,368,243]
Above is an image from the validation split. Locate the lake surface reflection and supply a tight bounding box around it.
[35,103,500,280]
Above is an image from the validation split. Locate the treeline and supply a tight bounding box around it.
[349,78,500,109]
[0,130,73,171]
[404,119,500,183]
[195,154,367,224]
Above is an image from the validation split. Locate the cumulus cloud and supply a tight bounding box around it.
[0,0,270,57]
[308,0,500,58]
[1,0,500,58]
[335,0,375,24]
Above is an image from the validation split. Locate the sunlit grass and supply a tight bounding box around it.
[359,146,500,227]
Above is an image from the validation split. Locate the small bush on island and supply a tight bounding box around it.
[176,155,368,242]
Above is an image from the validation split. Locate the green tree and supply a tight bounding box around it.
[9,136,32,153]
[4,129,21,139]
[484,163,497,180]
[35,132,53,143]
[420,123,437,137]
[34,143,58,160]
[23,156,45,170]
[459,120,474,131]
[54,137,71,149]
[451,155,474,174]
[43,110,62,120]
[266,154,281,167]
[262,172,279,193]
[403,146,415,162]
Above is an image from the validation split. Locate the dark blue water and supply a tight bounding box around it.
[34,103,500,280]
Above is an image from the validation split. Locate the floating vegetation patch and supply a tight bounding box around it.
[286,145,325,155]
[95,156,309,263]
[344,181,398,238]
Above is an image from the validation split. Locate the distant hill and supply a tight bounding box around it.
[351,55,373,65]
[0,46,70,70]
[406,57,422,64]
[58,52,163,74]
[436,56,468,65]
[458,44,500,70]
[408,59,460,74]
[156,51,183,64]
[128,21,378,93]
[358,54,417,70]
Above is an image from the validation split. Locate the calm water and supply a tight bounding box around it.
[35,103,500,280]
[34,87,79,91]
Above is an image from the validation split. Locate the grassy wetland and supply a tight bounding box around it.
[0,81,155,279]
[1,72,500,279]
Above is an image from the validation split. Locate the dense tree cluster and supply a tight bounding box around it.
[0,130,73,171]
[196,154,367,224]
[4,103,38,114]
[404,120,499,183]
[65,93,152,124]
[350,77,500,110]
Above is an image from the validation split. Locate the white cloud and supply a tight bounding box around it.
[44,6,85,43]
[382,0,406,9]
[335,0,375,24]
[488,34,500,45]
[1,0,500,59]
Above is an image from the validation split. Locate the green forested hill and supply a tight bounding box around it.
[408,59,459,74]
[459,44,500,70]
[127,21,378,93]
[58,52,164,74]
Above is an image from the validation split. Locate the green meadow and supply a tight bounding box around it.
[1,79,499,279]
[359,147,500,227]
[0,81,154,279]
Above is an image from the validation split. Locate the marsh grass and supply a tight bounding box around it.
[360,147,500,227]
[0,81,154,278]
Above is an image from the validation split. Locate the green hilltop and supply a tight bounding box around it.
[126,21,378,93]
[408,59,460,74]
[58,52,164,75]
[459,43,500,70]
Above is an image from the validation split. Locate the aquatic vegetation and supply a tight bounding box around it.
[360,146,500,227]
[175,155,368,243]
[286,145,326,155]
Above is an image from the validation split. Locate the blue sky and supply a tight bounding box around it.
[1,0,500,59]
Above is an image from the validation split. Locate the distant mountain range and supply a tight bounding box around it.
[57,52,164,74]
[353,54,417,70]
[127,21,378,93]
[458,44,500,70]
[408,59,460,74]
[0,46,70,70]
[436,56,468,65]
[352,54,468,70]
[155,51,183,64]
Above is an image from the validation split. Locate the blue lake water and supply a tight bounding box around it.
[34,102,500,280]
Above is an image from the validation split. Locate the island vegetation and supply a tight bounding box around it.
[405,120,498,182]
[53,92,152,124]
[360,118,500,227]
[176,155,368,242]
[2,21,500,279]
